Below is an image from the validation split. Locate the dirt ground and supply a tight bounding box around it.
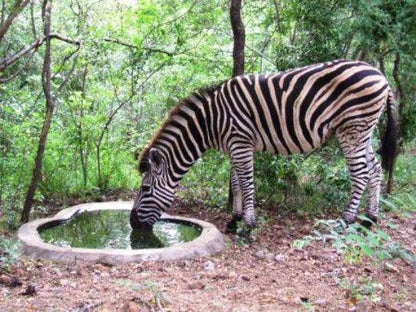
[1,201,415,312]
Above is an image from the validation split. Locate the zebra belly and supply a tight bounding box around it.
[252,117,331,155]
[258,131,330,155]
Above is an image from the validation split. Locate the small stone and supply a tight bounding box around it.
[384,263,399,273]
[121,301,141,312]
[188,281,205,290]
[286,248,295,256]
[274,254,285,262]
[20,285,36,296]
[0,275,10,284]
[241,275,250,281]
[204,260,215,271]
[266,253,275,262]
[254,250,266,259]
[315,299,328,307]
[374,283,384,291]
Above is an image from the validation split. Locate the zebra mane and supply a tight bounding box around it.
[138,81,225,173]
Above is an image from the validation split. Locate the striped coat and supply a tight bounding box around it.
[130,60,398,233]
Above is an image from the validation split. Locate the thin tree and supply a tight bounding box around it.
[21,0,80,222]
[228,0,245,208]
[21,0,53,223]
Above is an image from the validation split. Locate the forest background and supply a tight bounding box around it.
[1,0,416,241]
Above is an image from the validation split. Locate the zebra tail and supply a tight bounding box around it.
[379,89,399,178]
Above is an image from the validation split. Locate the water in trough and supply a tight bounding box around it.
[39,210,201,249]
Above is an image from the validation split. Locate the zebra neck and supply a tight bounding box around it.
[155,94,217,185]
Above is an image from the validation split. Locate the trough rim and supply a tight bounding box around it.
[17,201,224,264]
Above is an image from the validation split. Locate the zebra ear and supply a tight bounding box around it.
[149,148,163,171]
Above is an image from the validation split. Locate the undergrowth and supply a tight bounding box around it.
[0,236,21,272]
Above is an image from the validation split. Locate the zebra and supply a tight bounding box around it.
[130,59,398,235]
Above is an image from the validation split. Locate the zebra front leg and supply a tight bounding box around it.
[225,168,243,234]
[230,145,256,237]
[338,133,370,225]
[361,144,381,228]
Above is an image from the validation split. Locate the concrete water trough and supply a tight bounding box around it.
[18,201,224,264]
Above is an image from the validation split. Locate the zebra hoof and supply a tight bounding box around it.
[238,227,253,243]
[225,215,242,234]
[225,222,237,234]
[342,214,357,226]
[360,214,377,229]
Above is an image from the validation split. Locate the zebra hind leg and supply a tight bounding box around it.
[361,144,381,228]
[337,130,371,225]
[229,144,256,237]
[225,168,243,234]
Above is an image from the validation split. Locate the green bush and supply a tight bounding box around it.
[0,236,21,272]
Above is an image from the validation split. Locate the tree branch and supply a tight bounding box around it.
[49,33,81,45]
[0,37,44,71]
[160,0,199,25]
[53,44,81,99]
[0,49,35,83]
[100,37,174,56]
[0,0,31,43]
[0,33,80,72]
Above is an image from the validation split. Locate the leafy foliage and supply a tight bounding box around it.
[1,0,416,229]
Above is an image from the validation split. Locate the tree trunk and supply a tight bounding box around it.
[228,0,245,208]
[230,0,245,77]
[79,65,88,187]
[387,51,404,194]
[21,0,53,223]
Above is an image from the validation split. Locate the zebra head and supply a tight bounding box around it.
[130,148,175,231]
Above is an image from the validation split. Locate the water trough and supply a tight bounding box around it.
[18,201,224,264]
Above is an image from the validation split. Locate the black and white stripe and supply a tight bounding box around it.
[130,59,398,231]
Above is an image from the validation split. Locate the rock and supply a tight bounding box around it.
[384,263,399,273]
[240,275,250,281]
[228,271,237,279]
[187,281,205,290]
[374,283,384,291]
[274,254,285,262]
[20,285,36,296]
[310,250,336,261]
[204,260,215,271]
[286,248,295,256]
[315,299,328,307]
[0,275,11,286]
[121,301,141,312]
[0,275,21,287]
[254,250,266,259]
[266,253,275,262]
[403,302,416,310]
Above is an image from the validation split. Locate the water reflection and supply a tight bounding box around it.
[130,229,164,249]
[39,210,201,250]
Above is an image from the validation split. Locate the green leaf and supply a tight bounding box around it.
[360,245,375,257]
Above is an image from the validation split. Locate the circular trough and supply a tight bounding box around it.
[18,201,224,264]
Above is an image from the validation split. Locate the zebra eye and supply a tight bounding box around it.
[141,185,152,194]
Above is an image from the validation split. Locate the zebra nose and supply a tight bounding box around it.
[130,213,153,231]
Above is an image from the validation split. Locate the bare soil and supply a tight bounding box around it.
[1,200,415,312]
